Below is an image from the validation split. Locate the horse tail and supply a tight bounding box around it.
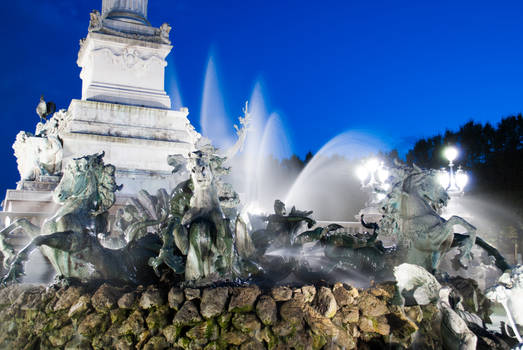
[452,233,511,271]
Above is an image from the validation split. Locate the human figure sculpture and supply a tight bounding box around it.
[146,105,255,281]
[13,109,68,181]
[0,153,162,285]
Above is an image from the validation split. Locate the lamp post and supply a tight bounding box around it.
[438,146,469,196]
[356,158,390,201]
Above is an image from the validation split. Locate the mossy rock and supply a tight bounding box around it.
[232,313,261,336]
[146,305,171,331]
[186,320,220,345]
[162,324,181,344]
[78,313,109,339]
[47,324,74,347]
[217,312,232,328]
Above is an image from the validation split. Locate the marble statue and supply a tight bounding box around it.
[394,264,480,350]
[439,287,478,350]
[0,153,161,285]
[394,263,442,305]
[12,109,69,181]
[88,10,103,32]
[486,265,523,345]
[159,23,171,44]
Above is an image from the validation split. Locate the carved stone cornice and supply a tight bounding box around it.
[90,23,171,45]
[92,46,166,76]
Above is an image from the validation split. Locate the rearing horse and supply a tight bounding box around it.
[0,153,160,284]
[385,166,476,272]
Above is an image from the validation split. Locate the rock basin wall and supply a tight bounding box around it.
[0,282,437,349]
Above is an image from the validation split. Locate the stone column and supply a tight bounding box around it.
[102,0,148,20]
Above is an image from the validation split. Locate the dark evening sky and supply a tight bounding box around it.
[0,0,522,194]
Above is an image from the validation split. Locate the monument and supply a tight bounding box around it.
[0,2,521,349]
[2,0,197,227]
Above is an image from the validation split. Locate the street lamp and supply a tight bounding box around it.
[356,158,390,201]
[438,146,469,195]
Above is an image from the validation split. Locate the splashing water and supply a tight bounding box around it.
[284,130,389,221]
[200,54,234,149]
[226,82,293,212]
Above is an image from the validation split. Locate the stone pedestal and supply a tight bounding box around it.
[78,33,172,109]
[1,0,196,232]
[61,99,194,195]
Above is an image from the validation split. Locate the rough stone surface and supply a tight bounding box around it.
[139,285,165,309]
[186,320,219,344]
[91,283,121,312]
[359,292,389,317]
[332,283,355,307]
[118,291,137,309]
[78,313,108,338]
[271,286,293,301]
[294,285,316,303]
[313,287,338,318]
[120,309,146,335]
[168,287,185,310]
[228,286,261,313]
[68,295,91,318]
[0,282,439,350]
[256,295,277,326]
[359,315,391,336]
[174,301,202,327]
[184,288,201,301]
[339,306,359,324]
[280,299,305,325]
[143,335,169,350]
[54,286,83,311]
[232,313,261,336]
[200,287,229,319]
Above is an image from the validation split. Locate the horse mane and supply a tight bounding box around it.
[377,163,428,242]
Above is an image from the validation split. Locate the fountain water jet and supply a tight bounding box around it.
[200,54,234,149]
[285,130,389,221]
[225,82,293,213]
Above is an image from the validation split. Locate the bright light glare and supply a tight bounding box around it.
[356,166,368,182]
[244,202,264,216]
[438,170,450,189]
[456,171,468,191]
[444,146,458,162]
[366,158,379,172]
[377,166,389,183]
[376,193,386,201]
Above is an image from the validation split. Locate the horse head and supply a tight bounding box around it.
[403,168,449,213]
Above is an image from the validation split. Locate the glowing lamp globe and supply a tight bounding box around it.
[456,170,469,191]
[437,170,450,189]
[444,146,458,162]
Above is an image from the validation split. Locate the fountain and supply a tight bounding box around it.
[0,1,522,349]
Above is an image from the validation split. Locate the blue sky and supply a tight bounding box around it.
[0,0,522,194]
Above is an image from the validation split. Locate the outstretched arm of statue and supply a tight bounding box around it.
[221,101,251,160]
